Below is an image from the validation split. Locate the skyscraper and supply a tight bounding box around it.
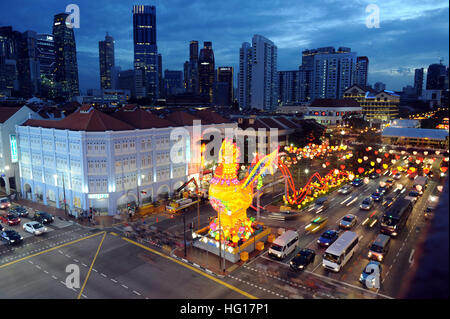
[186,40,199,94]
[217,66,233,105]
[163,70,184,97]
[158,53,163,98]
[99,33,115,90]
[355,56,369,88]
[198,41,215,103]
[0,27,20,96]
[250,35,278,111]
[53,12,80,99]
[238,42,252,109]
[426,63,446,90]
[133,5,159,100]
[278,70,299,105]
[17,30,40,98]
[309,47,357,100]
[414,68,424,97]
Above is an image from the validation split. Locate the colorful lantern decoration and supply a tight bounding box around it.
[358,167,365,174]
[376,158,382,163]
[357,158,363,164]
[370,161,375,167]
[383,164,388,169]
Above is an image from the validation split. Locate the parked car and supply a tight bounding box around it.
[338,185,352,195]
[23,221,48,236]
[0,213,21,226]
[339,214,357,229]
[33,211,54,224]
[360,197,374,210]
[0,230,23,245]
[317,230,339,247]
[352,178,363,187]
[359,261,382,289]
[9,206,29,217]
[0,197,11,210]
[305,216,328,234]
[290,249,316,270]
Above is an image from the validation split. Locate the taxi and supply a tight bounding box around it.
[305,216,328,234]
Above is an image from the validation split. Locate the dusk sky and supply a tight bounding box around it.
[1,0,448,93]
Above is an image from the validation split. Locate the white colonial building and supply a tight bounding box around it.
[303,98,362,127]
[16,105,236,216]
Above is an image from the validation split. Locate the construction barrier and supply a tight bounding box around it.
[240,251,249,262]
[256,241,264,251]
[267,234,275,243]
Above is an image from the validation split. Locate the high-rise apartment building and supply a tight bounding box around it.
[198,41,215,103]
[426,63,446,90]
[99,33,115,90]
[133,5,159,100]
[414,68,424,97]
[278,70,299,105]
[53,13,80,99]
[354,56,369,88]
[238,42,252,109]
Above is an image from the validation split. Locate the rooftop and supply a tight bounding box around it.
[0,106,21,123]
[310,99,360,108]
[382,127,449,140]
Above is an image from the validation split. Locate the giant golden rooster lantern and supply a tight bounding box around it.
[208,139,278,246]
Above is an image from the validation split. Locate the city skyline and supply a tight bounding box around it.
[0,0,448,93]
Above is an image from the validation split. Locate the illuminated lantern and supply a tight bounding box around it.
[389,150,394,154]
[363,156,369,161]
[408,157,413,162]
[413,151,417,155]
[358,167,365,174]
[436,151,440,155]
[383,164,388,169]
[322,164,326,168]
[368,147,372,151]
[391,159,396,164]
[392,169,398,175]
[376,169,381,174]
[441,167,448,173]
[395,155,401,160]
[357,158,363,164]
[401,151,406,155]
[384,153,389,158]
[364,177,370,184]
[415,160,421,165]
[348,174,355,181]
[376,158,382,163]
[340,165,346,170]
[423,168,430,174]
[444,157,449,162]
[374,151,378,155]
[326,162,330,166]
[424,151,428,156]
[410,167,417,172]
[370,161,375,167]
[366,147,370,152]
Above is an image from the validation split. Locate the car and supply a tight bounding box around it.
[338,185,352,195]
[369,172,380,179]
[33,211,54,224]
[317,230,339,247]
[339,214,357,229]
[371,191,384,202]
[305,216,328,234]
[424,206,435,220]
[377,186,388,195]
[352,178,363,187]
[9,206,29,217]
[393,172,402,180]
[23,221,48,235]
[0,224,3,232]
[405,190,420,203]
[0,230,23,245]
[0,213,21,226]
[359,261,382,289]
[360,197,374,210]
[0,197,11,210]
[307,197,328,214]
[290,248,316,270]
[384,179,394,188]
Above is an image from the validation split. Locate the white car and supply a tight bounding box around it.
[23,221,47,235]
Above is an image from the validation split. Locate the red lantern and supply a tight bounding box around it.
[376,169,381,174]
[441,167,448,173]
[340,165,346,170]
[423,168,430,174]
[358,167,364,174]
[392,169,398,175]
[374,151,378,155]
[384,153,389,158]
[325,162,330,166]
[395,155,401,160]
[408,157,413,162]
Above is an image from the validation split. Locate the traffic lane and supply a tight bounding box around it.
[378,181,437,297]
[0,225,94,265]
[0,256,80,298]
[65,233,248,299]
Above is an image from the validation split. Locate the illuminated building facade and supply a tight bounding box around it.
[99,33,115,90]
[198,41,215,103]
[344,84,399,122]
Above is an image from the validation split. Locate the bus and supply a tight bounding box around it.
[322,231,359,272]
[380,197,413,237]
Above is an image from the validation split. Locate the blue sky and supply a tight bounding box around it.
[1,0,448,93]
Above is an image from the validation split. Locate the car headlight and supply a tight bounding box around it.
[299,265,304,268]
[368,252,372,257]
[20,237,23,240]
[378,255,383,261]
[325,242,330,245]
[10,239,15,243]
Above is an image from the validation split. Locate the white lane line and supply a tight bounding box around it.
[121,284,128,289]
[409,249,415,264]
[133,290,141,296]
[100,273,107,278]
[340,195,353,205]
[111,278,118,283]
[346,197,358,206]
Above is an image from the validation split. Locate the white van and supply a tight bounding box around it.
[322,231,358,272]
[268,230,299,259]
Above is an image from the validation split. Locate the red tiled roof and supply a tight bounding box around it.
[0,107,21,123]
[274,117,299,129]
[23,105,134,131]
[165,110,205,126]
[193,110,233,124]
[111,107,175,129]
[310,99,360,108]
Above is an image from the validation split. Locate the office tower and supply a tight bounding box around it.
[117,69,146,99]
[0,27,20,96]
[238,42,252,109]
[53,12,80,99]
[36,33,55,81]
[163,70,184,97]
[414,68,424,97]
[17,30,40,98]
[186,40,199,94]
[217,66,233,105]
[133,5,159,100]
[99,33,115,90]
[110,66,121,90]
[158,53,163,98]
[307,46,357,100]
[198,41,215,103]
[250,35,278,111]
[355,56,369,88]
[278,70,299,105]
[183,61,189,91]
[426,63,446,90]
[374,81,386,92]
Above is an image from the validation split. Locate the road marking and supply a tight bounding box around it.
[111,278,118,283]
[122,284,128,289]
[340,196,353,205]
[121,236,258,299]
[0,231,105,270]
[409,249,415,264]
[133,290,141,296]
[77,232,107,299]
[346,197,358,206]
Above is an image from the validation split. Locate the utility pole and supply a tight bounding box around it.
[62,173,67,216]
[183,211,187,257]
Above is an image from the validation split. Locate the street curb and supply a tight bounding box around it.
[169,250,225,279]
